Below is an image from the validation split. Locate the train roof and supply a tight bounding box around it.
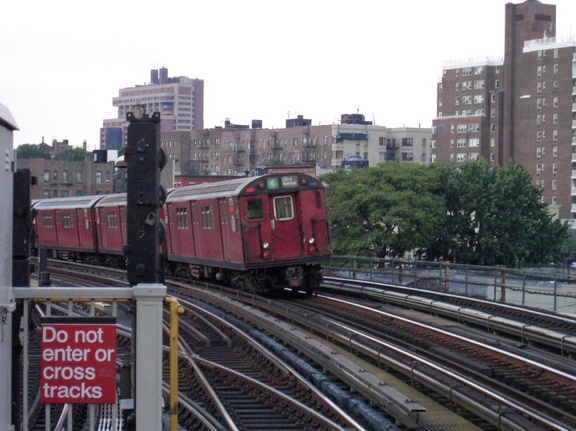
[32,195,105,210]
[166,173,322,203]
[94,193,127,208]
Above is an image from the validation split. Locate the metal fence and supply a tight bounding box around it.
[13,284,166,431]
[325,256,576,315]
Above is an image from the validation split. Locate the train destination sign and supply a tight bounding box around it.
[40,317,117,404]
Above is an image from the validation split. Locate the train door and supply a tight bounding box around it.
[55,209,80,248]
[268,193,302,259]
[298,189,330,254]
[36,209,58,246]
[242,196,270,261]
[219,198,243,263]
[76,208,96,250]
[168,203,195,258]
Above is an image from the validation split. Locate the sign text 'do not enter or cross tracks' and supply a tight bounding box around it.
[40,317,117,404]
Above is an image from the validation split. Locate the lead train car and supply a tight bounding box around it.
[32,173,331,295]
[165,173,330,294]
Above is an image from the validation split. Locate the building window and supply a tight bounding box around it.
[62,170,68,184]
[96,171,102,184]
[43,190,50,198]
[44,170,50,182]
[76,171,82,183]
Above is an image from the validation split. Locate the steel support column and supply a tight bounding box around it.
[134,283,166,430]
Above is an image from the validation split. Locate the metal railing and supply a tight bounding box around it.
[13,284,166,431]
[325,256,576,314]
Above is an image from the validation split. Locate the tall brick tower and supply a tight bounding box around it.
[503,0,556,163]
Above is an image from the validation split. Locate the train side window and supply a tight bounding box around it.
[246,198,264,221]
[107,211,117,228]
[201,206,214,229]
[62,214,73,228]
[176,208,188,229]
[42,214,53,228]
[273,196,293,220]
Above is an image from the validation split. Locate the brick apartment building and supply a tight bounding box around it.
[433,0,576,223]
[16,140,117,199]
[160,114,432,184]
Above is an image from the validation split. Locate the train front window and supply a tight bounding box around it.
[246,198,264,221]
[273,196,293,220]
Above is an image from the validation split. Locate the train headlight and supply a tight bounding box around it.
[262,242,270,249]
[308,238,315,245]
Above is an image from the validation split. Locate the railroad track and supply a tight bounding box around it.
[29,260,576,430]
[165,296,365,430]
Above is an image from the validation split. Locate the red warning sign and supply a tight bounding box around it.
[40,317,117,404]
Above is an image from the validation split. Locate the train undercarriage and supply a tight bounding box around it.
[166,260,323,295]
[36,248,322,295]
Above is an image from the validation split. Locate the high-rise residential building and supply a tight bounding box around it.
[101,67,204,150]
[433,1,576,224]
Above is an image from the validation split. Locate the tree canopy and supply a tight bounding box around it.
[426,160,570,267]
[321,163,446,258]
[16,144,50,159]
[320,160,571,267]
[53,147,86,161]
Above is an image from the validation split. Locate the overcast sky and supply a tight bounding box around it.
[3,0,576,150]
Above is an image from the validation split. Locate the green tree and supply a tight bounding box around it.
[321,164,446,258]
[426,160,570,267]
[54,147,86,161]
[16,144,50,159]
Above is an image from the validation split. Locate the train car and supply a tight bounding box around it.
[94,193,127,267]
[33,195,103,262]
[164,173,331,294]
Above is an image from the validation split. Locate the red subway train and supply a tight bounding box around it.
[32,173,331,294]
